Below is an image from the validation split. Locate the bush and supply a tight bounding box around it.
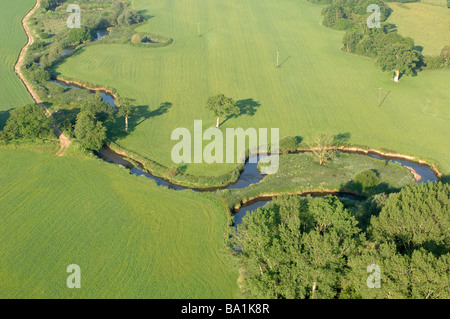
[67,26,93,45]
[333,18,355,30]
[423,55,444,70]
[131,33,142,44]
[279,136,298,152]
[354,169,380,192]
[441,45,450,62]
[29,64,51,84]
[39,32,51,39]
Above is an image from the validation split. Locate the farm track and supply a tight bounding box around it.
[14,0,71,156]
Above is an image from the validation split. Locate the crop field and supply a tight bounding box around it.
[0,0,34,113]
[55,0,450,176]
[0,145,238,298]
[387,2,450,55]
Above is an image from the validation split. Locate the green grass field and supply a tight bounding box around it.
[387,2,450,55]
[0,145,238,298]
[0,0,34,113]
[55,0,450,176]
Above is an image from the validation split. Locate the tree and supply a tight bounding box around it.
[205,94,238,128]
[67,26,93,45]
[41,0,58,11]
[74,110,106,151]
[376,43,421,82]
[354,169,380,193]
[83,93,114,123]
[109,1,143,26]
[118,97,136,132]
[235,195,364,299]
[29,63,50,84]
[341,182,450,299]
[2,104,52,140]
[308,133,336,166]
[370,182,449,255]
[344,243,450,299]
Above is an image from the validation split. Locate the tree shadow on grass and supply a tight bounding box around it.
[333,132,351,145]
[413,45,424,53]
[107,102,172,141]
[0,109,11,130]
[137,9,154,21]
[221,98,261,126]
[340,180,400,196]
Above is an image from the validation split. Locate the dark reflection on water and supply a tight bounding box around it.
[226,154,267,190]
[93,28,109,41]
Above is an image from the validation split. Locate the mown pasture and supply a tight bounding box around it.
[0,145,238,298]
[0,0,34,114]
[387,2,450,56]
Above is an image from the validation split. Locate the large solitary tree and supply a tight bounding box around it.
[376,43,420,82]
[118,97,136,132]
[205,94,238,128]
[308,133,336,166]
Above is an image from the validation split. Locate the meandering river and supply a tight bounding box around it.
[52,75,440,228]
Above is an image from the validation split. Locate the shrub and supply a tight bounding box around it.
[67,26,93,45]
[354,169,380,192]
[423,55,444,70]
[440,45,450,62]
[29,65,51,84]
[279,136,298,152]
[39,32,51,39]
[131,33,142,44]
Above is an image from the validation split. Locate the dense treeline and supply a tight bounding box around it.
[0,95,134,152]
[316,0,449,80]
[234,182,449,299]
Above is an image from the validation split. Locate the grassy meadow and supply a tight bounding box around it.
[387,2,450,55]
[0,0,34,113]
[219,152,415,208]
[0,145,238,298]
[55,0,450,176]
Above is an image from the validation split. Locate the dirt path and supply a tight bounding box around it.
[14,0,71,156]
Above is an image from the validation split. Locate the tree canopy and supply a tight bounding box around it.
[74,110,107,151]
[1,104,52,140]
[235,182,449,299]
[235,195,364,299]
[205,94,238,128]
[376,43,421,79]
